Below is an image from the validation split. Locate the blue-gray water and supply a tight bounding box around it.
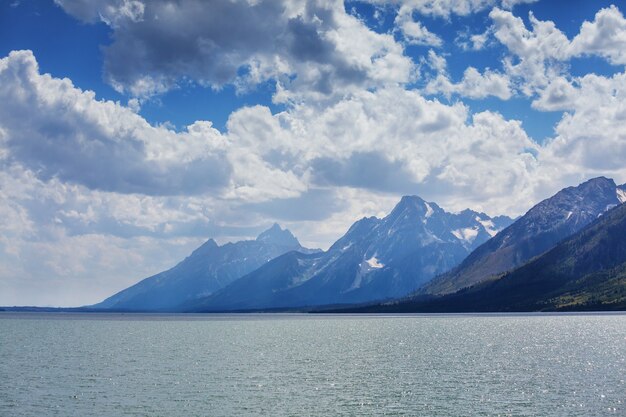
[1,313,624,416]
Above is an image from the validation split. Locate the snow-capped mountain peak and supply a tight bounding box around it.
[189,194,514,311]
[423,176,624,296]
[387,195,436,220]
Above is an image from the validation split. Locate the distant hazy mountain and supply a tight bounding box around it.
[187,196,512,311]
[364,201,626,312]
[93,224,315,311]
[422,177,626,296]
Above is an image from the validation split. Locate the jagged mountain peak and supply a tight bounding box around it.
[94,224,309,311]
[189,238,219,256]
[526,176,620,229]
[393,195,434,211]
[422,176,623,296]
[582,175,615,186]
[455,208,486,222]
[256,223,300,247]
[548,176,616,203]
[522,176,620,231]
[397,194,427,204]
[567,175,612,190]
[387,195,442,223]
[458,208,481,216]
[188,194,513,312]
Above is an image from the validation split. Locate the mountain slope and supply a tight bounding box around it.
[370,202,626,312]
[422,177,624,295]
[618,183,626,203]
[187,196,513,311]
[93,224,313,311]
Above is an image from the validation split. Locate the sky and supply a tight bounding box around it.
[1,0,626,306]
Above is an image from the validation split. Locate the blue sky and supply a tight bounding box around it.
[2,0,622,138]
[1,0,626,305]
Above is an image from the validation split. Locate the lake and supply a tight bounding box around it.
[1,312,624,416]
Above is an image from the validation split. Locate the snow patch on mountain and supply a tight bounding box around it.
[476,217,497,237]
[424,202,434,218]
[365,256,384,269]
[617,188,626,204]
[452,227,479,243]
[189,195,514,311]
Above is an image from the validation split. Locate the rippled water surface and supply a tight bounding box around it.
[1,313,625,416]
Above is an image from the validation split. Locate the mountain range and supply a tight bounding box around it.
[94,224,317,311]
[352,196,626,313]
[186,196,512,311]
[91,177,626,313]
[421,176,626,295]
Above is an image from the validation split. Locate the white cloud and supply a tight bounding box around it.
[0,230,204,307]
[426,49,448,73]
[231,87,540,215]
[489,8,570,96]
[395,6,443,46]
[456,29,491,51]
[531,76,578,111]
[500,0,538,9]
[422,49,511,100]
[570,5,626,65]
[363,0,538,19]
[3,48,620,223]
[543,72,626,175]
[55,0,414,100]
[470,31,490,49]
[490,9,570,60]
[0,50,231,196]
[401,0,493,18]
[489,5,626,98]
[426,66,512,100]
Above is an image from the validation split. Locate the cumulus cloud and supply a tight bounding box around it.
[0,49,545,217]
[489,5,626,98]
[570,5,626,65]
[426,49,448,73]
[489,8,570,95]
[363,0,538,19]
[426,66,512,100]
[531,76,578,111]
[231,87,541,214]
[54,0,414,100]
[0,50,231,195]
[421,49,511,100]
[0,53,530,210]
[543,72,626,175]
[395,6,443,46]
[456,29,491,51]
